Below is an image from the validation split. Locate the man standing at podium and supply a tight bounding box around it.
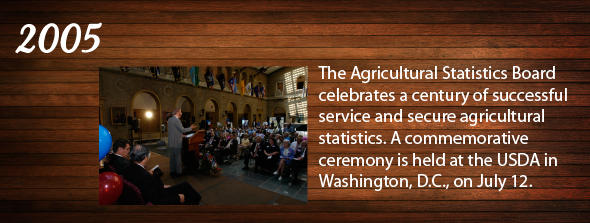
[168,108,196,176]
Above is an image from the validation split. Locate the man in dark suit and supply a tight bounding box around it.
[202,130,219,154]
[242,136,265,172]
[122,145,201,205]
[107,139,131,174]
[214,133,238,164]
[290,140,307,185]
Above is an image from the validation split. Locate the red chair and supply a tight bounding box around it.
[103,161,117,173]
[118,176,153,205]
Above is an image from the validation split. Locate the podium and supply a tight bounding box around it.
[182,130,205,171]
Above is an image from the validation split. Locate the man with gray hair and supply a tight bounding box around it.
[122,145,201,205]
[167,108,196,177]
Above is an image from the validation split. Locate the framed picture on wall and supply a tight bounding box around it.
[111,107,127,125]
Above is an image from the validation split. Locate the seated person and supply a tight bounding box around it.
[290,140,308,185]
[122,145,201,205]
[237,135,251,160]
[107,139,131,174]
[202,131,219,154]
[242,136,265,172]
[290,135,303,151]
[214,133,237,163]
[262,138,280,173]
[274,139,295,181]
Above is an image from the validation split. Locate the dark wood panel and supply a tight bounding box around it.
[2,1,589,12]
[0,177,96,189]
[0,142,96,153]
[3,24,590,36]
[0,107,97,118]
[0,118,96,130]
[5,36,590,48]
[0,200,588,212]
[0,130,96,142]
[0,71,97,83]
[2,188,590,200]
[0,83,97,94]
[308,189,590,201]
[5,48,590,60]
[3,59,589,71]
[0,212,588,222]
[3,12,590,24]
[0,95,97,106]
[0,154,96,166]
[0,0,588,221]
[0,166,96,177]
[0,189,95,200]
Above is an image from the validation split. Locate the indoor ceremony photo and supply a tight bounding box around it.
[98,66,308,205]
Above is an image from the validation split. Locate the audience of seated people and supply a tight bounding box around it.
[202,123,307,183]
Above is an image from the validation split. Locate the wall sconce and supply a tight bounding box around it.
[223,110,228,116]
[199,109,205,117]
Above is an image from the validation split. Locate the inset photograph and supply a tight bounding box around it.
[99,66,308,205]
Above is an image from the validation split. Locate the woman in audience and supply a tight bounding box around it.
[274,139,295,180]
[238,134,250,160]
[262,138,280,173]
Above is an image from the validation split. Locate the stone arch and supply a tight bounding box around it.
[131,90,161,141]
[175,95,195,127]
[225,101,238,128]
[243,103,252,127]
[204,98,220,128]
[272,105,287,125]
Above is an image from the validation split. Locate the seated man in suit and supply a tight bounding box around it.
[107,139,131,174]
[242,136,265,172]
[122,145,201,205]
[202,130,219,154]
[214,133,238,164]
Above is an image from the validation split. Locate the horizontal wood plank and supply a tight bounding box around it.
[3,24,590,36]
[2,1,589,12]
[3,59,589,71]
[0,107,97,118]
[5,48,590,60]
[0,212,588,222]
[308,189,590,201]
[3,12,590,24]
[5,36,590,48]
[0,95,97,106]
[0,200,587,212]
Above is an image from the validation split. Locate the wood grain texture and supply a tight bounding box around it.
[0,0,588,222]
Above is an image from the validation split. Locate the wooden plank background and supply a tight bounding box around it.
[1,0,589,221]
